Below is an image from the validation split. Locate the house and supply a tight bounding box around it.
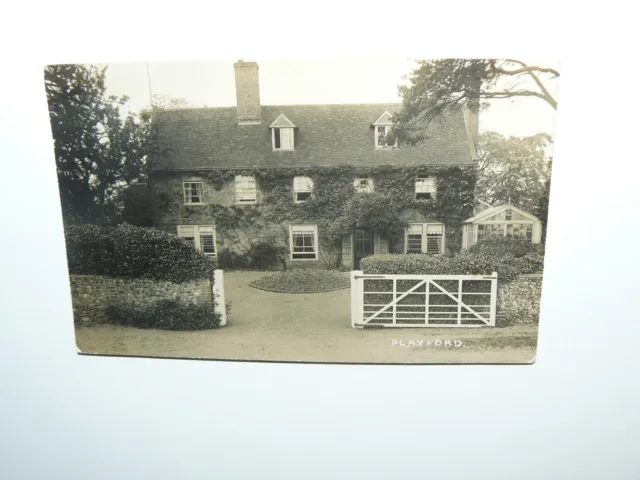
[147,60,479,270]
[461,204,543,250]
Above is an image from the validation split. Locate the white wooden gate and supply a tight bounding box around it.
[350,271,497,328]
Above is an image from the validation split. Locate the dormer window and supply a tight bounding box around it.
[293,176,314,203]
[415,175,436,200]
[373,111,397,149]
[270,114,295,151]
[354,178,374,193]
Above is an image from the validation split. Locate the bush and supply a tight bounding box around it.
[65,224,215,283]
[250,269,350,293]
[468,237,539,258]
[216,249,251,270]
[106,299,221,330]
[217,240,287,271]
[361,249,543,283]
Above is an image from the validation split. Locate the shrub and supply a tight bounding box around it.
[106,299,221,330]
[468,237,534,258]
[250,269,350,293]
[247,240,287,270]
[65,224,215,283]
[361,249,542,283]
[216,249,251,270]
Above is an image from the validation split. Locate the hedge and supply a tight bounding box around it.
[361,239,544,283]
[65,224,215,283]
[106,299,220,330]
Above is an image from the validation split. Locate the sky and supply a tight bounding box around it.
[103,59,559,138]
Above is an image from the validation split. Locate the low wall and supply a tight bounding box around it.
[497,274,543,325]
[69,275,213,326]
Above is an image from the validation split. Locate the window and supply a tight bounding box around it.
[476,223,533,242]
[290,225,318,260]
[235,175,257,204]
[177,225,217,257]
[405,223,445,255]
[354,178,374,193]
[273,127,294,150]
[375,125,396,148]
[293,176,314,203]
[415,175,436,200]
[183,182,204,204]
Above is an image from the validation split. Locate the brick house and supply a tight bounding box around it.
[147,60,479,270]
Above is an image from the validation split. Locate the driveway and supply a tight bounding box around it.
[75,272,538,364]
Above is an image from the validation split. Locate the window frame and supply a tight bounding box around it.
[354,177,374,193]
[234,175,257,204]
[404,223,446,255]
[183,181,205,205]
[374,125,397,149]
[415,175,437,200]
[177,225,217,257]
[293,176,314,204]
[289,224,318,261]
[272,127,295,151]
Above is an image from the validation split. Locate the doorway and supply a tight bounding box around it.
[353,229,374,269]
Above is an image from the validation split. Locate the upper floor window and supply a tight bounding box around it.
[183,181,204,204]
[293,176,314,203]
[415,175,436,200]
[235,175,257,204]
[177,225,217,257]
[270,114,296,151]
[354,178,374,193]
[373,111,397,149]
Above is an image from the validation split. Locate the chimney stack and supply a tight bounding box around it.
[233,60,261,125]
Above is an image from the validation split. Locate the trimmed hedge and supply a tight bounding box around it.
[361,239,544,283]
[106,299,220,330]
[65,224,215,283]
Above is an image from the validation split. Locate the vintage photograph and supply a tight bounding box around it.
[44,58,559,364]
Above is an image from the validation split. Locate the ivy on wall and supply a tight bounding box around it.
[150,165,476,256]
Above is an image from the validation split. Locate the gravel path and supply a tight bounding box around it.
[75,271,538,364]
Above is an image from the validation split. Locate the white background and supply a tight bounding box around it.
[1,1,639,478]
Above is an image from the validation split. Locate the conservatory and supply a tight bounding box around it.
[461,204,542,250]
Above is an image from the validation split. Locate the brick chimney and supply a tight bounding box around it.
[233,60,261,124]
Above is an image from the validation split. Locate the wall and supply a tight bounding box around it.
[496,274,543,325]
[69,275,213,326]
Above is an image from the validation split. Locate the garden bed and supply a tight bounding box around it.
[249,269,350,293]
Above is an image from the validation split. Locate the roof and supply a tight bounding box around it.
[150,103,475,171]
[464,204,541,224]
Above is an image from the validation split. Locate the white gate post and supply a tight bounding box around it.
[350,270,363,328]
[489,271,498,327]
[213,269,227,327]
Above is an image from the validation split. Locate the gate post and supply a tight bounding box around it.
[350,270,363,328]
[213,269,227,327]
[489,271,498,327]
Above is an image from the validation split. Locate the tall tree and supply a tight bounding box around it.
[476,131,551,212]
[390,59,559,144]
[45,64,149,225]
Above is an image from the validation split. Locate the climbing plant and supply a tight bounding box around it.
[150,164,476,258]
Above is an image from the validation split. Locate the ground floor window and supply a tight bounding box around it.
[405,223,445,254]
[290,224,318,260]
[177,225,217,257]
[475,223,533,242]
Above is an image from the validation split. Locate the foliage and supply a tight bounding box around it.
[533,162,552,243]
[246,239,288,270]
[389,59,559,145]
[151,165,476,256]
[476,132,552,212]
[44,64,150,225]
[65,224,215,282]
[121,183,153,226]
[361,241,544,283]
[497,278,543,326]
[468,237,538,258]
[250,269,350,293]
[106,299,220,330]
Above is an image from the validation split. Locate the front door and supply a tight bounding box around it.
[354,229,374,269]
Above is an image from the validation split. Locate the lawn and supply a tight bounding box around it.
[75,271,539,364]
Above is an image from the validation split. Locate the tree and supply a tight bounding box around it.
[476,131,551,213]
[45,64,149,225]
[390,59,559,144]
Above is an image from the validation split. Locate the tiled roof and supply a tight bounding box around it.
[150,103,475,171]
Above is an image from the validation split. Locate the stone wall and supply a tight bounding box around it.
[69,275,213,326]
[496,274,543,325]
